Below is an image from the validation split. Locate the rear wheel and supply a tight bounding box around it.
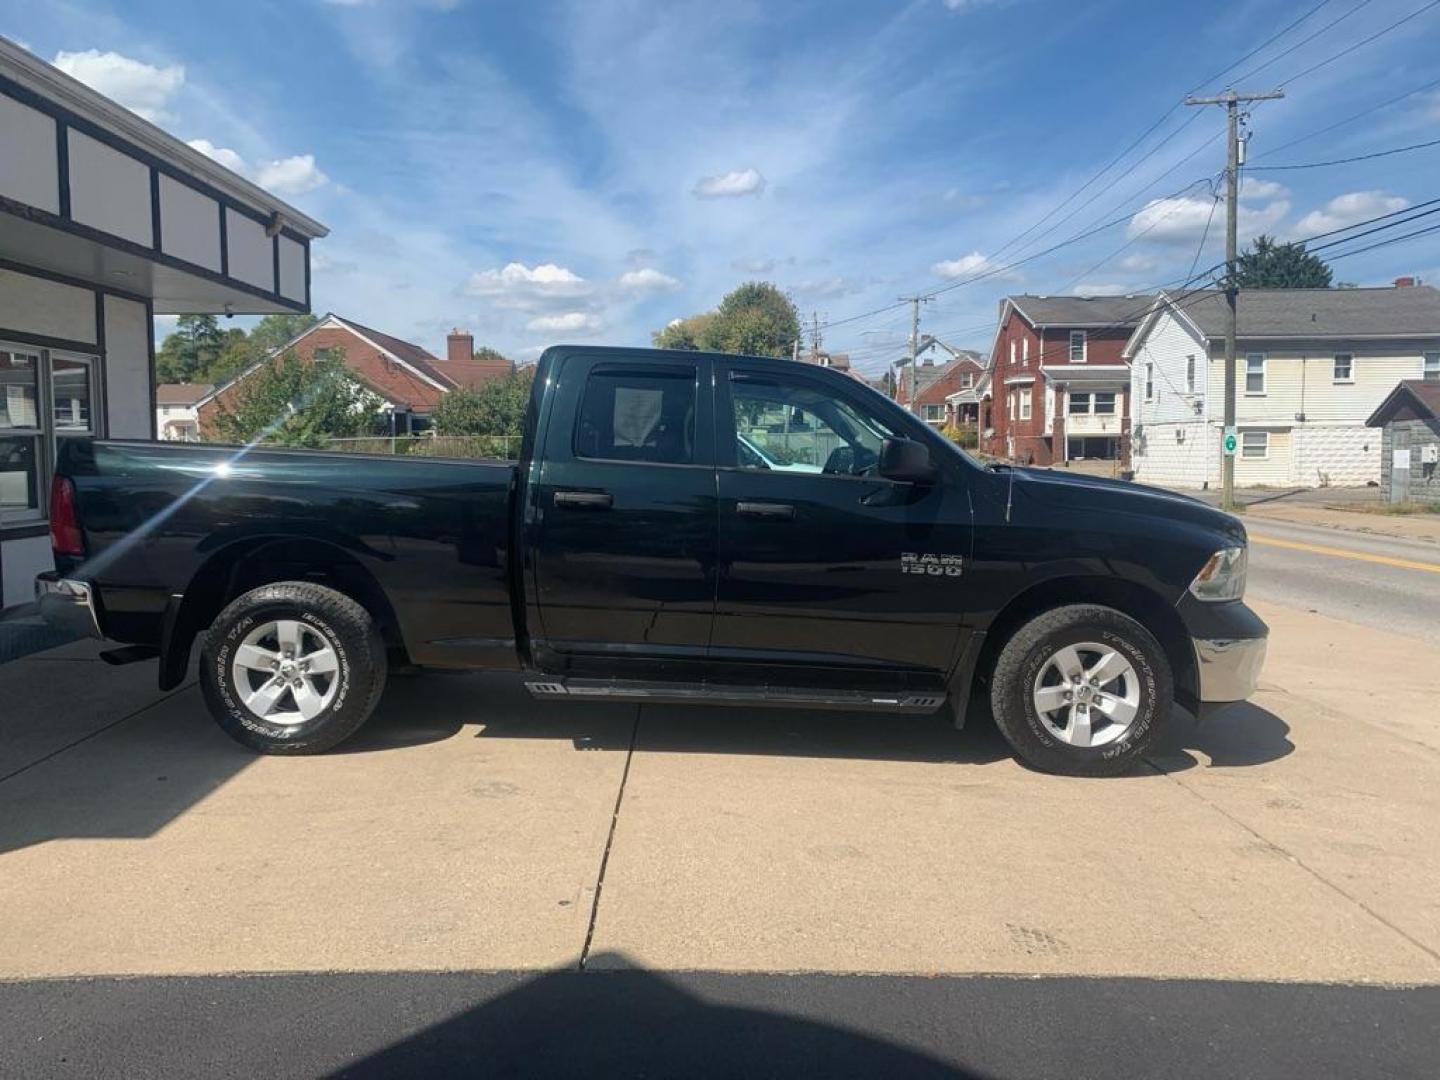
[200,582,387,754]
[990,604,1171,777]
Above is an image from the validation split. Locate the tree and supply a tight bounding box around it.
[431,369,535,436]
[211,348,381,448]
[155,314,227,383]
[1233,235,1334,289]
[652,313,713,351]
[651,282,800,358]
[473,345,510,364]
[248,312,319,355]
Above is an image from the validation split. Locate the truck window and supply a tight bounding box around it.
[575,368,696,465]
[728,372,895,476]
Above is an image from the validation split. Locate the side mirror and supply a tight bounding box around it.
[877,437,936,483]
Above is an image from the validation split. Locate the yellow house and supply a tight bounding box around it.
[1124,285,1440,488]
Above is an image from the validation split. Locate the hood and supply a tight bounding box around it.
[1004,466,1245,543]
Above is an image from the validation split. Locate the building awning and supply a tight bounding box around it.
[0,39,327,315]
[1040,364,1130,388]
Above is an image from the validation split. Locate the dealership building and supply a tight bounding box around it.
[0,37,326,608]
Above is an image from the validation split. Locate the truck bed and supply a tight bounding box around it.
[56,439,519,671]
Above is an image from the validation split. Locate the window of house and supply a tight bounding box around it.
[1009,340,1016,365]
[1333,353,1353,383]
[1245,353,1266,394]
[1069,330,1086,363]
[1019,388,1032,421]
[1425,351,1439,381]
[922,403,943,421]
[1022,338,1030,365]
[1144,362,1154,401]
[1,346,101,527]
[1094,391,1116,414]
[961,372,974,389]
[1241,430,1268,459]
[575,368,696,465]
[728,371,895,474]
[1186,355,1196,393]
[1069,392,1091,415]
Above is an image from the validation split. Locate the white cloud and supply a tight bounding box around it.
[1127,194,1288,245]
[930,251,1016,281]
[53,49,184,123]
[1295,191,1410,236]
[1116,253,1158,273]
[1241,177,1288,200]
[692,167,766,198]
[1071,282,1131,296]
[187,140,329,196]
[789,276,863,299]
[464,262,593,311]
[944,0,1009,10]
[618,267,682,293]
[187,138,249,174]
[255,154,329,195]
[527,311,603,334]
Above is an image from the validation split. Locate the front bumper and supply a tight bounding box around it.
[1192,634,1267,702]
[34,572,102,639]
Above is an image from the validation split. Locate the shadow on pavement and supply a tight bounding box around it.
[331,956,970,1079]
[349,670,1012,766]
[1147,701,1293,774]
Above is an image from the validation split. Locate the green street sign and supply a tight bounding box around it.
[1223,427,1238,456]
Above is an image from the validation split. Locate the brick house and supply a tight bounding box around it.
[982,294,1153,465]
[195,314,513,437]
[893,339,985,427]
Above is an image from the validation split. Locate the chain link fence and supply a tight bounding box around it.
[322,434,522,460]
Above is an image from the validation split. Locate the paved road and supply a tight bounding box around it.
[1,970,1435,1079]
[1243,516,1440,644]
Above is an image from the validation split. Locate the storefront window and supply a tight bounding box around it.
[0,345,101,526]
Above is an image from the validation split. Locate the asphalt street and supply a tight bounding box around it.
[2,970,1436,1080]
[1244,516,1440,644]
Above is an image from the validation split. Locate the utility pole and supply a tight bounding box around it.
[900,295,932,414]
[1185,88,1283,511]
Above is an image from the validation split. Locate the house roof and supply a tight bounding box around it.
[444,354,516,390]
[1009,294,1157,328]
[332,316,455,388]
[1365,379,1440,427]
[155,382,214,405]
[1169,285,1440,339]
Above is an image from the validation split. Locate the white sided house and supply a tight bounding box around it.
[1125,285,1440,488]
[0,38,326,607]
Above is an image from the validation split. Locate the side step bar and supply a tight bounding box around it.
[525,678,946,713]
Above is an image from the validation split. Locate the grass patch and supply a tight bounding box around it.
[1325,501,1440,516]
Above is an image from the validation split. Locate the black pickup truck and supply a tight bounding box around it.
[36,345,1266,776]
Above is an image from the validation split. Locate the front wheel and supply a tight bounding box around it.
[990,604,1172,777]
[200,582,388,754]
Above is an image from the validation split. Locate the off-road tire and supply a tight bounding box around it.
[200,581,387,754]
[990,604,1171,777]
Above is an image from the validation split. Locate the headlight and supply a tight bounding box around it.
[1189,545,1247,601]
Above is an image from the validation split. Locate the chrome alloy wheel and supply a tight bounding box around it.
[231,619,340,725]
[1031,641,1141,748]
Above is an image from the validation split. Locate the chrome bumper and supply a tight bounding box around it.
[1193,635,1267,703]
[34,573,102,639]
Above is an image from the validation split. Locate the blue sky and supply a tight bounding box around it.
[4,0,1439,373]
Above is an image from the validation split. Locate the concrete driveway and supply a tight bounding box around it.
[2,599,1437,989]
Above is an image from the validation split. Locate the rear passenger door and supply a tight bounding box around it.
[527,353,717,665]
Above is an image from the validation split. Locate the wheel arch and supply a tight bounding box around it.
[974,576,1198,713]
[159,535,402,690]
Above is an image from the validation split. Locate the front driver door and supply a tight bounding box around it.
[528,353,717,667]
[713,361,972,686]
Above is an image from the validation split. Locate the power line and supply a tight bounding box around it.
[1277,0,1440,87]
[1249,74,1440,161]
[1188,193,1223,280]
[1247,135,1440,170]
[1324,219,1440,260]
[1226,0,1374,86]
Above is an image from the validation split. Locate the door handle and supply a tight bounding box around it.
[554,489,613,509]
[737,501,795,519]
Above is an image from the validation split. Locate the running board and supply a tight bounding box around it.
[525,678,946,713]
